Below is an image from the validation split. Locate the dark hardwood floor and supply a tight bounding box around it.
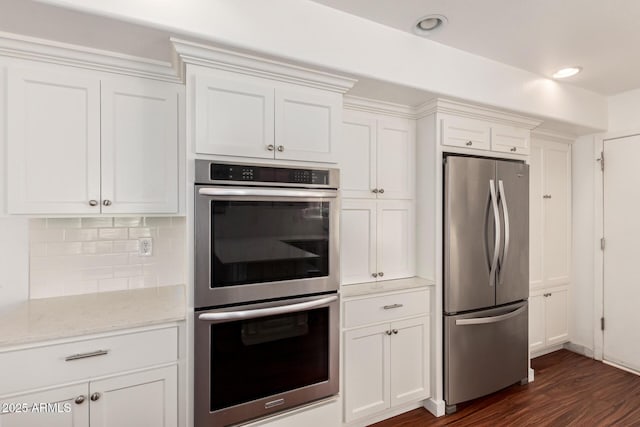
[371,350,640,426]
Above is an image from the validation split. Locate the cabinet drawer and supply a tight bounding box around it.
[491,125,530,155]
[0,327,178,395]
[344,289,429,328]
[441,117,490,150]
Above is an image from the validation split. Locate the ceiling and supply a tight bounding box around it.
[311,0,640,96]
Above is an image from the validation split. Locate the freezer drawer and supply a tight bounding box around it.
[444,301,528,407]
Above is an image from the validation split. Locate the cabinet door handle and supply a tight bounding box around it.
[65,349,109,362]
[378,272,384,277]
[385,330,392,335]
[383,304,403,310]
[102,199,112,206]
[378,188,384,194]
[267,144,275,151]
[372,273,378,278]
[392,329,398,334]
[510,147,517,152]
[372,189,379,194]
[466,141,473,146]
[90,392,101,402]
[89,200,98,207]
[277,145,285,152]
[543,194,552,199]
[74,395,86,405]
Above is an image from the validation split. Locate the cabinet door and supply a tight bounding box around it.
[441,117,490,151]
[0,383,89,427]
[89,365,177,427]
[339,111,377,199]
[491,125,530,155]
[529,143,544,289]
[377,118,415,199]
[344,323,390,422]
[389,316,429,406]
[341,200,377,285]
[194,75,274,158]
[101,79,179,214]
[274,87,341,163]
[543,143,571,287]
[545,288,569,346]
[528,293,545,353]
[7,68,101,214]
[377,200,415,281]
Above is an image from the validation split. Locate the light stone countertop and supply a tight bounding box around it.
[340,277,434,298]
[0,285,186,348]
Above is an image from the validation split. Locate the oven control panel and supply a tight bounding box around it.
[210,163,331,186]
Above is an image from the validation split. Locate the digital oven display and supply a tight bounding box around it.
[210,163,329,185]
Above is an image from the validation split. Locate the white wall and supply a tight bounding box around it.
[0,218,29,308]
[571,135,596,352]
[608,88,640,133]
[39,0,607,130]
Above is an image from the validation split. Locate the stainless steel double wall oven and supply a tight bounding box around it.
[193,160,340,427]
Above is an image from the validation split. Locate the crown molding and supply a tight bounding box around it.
[171,38,357,93]
[531,127,578,143]
[416,98,543,129]
[0,31,181,83]
[343,95,416,119]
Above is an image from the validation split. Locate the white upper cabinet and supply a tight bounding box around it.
[193,72,342,163]
[101,79,179,214]
[7,67,181,215]
[441,116,490,151]
[339,110,415,200]
[194,75,274,159]
[377,200,415,281]
[491,124,530,155]
[7,68,101,214]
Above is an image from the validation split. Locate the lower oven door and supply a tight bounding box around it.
[194,294,339,427]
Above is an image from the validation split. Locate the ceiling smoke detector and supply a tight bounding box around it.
[413,14,448,36]
[552,67,582,79]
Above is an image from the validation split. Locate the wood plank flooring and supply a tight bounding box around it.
[371,350,640,426]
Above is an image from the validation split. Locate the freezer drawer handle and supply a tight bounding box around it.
[455,305,526,326]
[198,295,337,324]
[383,304,403,310]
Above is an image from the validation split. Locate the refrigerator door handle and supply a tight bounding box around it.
[455,304,526,326]
[498,179,510,284]
[489,179,501,288]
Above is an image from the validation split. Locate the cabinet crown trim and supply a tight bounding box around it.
[343,95,416,119]
[171,37,357,93]
[0,31,181,83]
[416,98,543,129]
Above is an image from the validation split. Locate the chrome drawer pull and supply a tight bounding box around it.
[383,304,403,310]
[65,349,109,362]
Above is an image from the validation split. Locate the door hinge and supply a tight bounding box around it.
[601,317,605,331]
[599,151,605,171]
[600,237,606,250]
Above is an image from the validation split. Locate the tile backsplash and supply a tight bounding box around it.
[29,217,186,299]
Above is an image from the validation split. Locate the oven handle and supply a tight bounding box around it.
[198,187,337,198]
[198,295,338,324]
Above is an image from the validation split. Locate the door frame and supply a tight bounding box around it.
[593,130,640,361]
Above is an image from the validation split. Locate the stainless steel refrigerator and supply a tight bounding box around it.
[443,155,529,414]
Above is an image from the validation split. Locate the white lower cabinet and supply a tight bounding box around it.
[529,287,569,353]
[0,327,179,427]
[343,289,430,424]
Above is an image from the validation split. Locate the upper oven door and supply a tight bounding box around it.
[195,186,340,308]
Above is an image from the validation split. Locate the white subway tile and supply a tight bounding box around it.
[98,228,128,240]
[81,217,113,228]
[30,229,64,243]
[128,227,152,239]
[47,218,81,229]
[81,267,113,281]
[114,264,143,278]
[64,280,98,296]
[144,217,172,227]
[29,219,47,229]
[128,276,145,289]
[113,240,139,253]
[114,217,142,227]
[47,242,83,256]
[30,243,47,257]
[98,278,129,292]
[65,229,98,242]
[83,254,129,268]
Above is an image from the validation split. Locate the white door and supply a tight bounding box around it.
[377,200,416,280]
[0,383,89,427]
[545,288,569,346]
[89,366,177,427]
[376,118,415,199]
[274,87,341,163]
[7,67,101,214]
[343,323,390,422]
[339,111,377,199]
[603,134,640,372]
[101,79,179,213]
[194,75,274,158]
[340,200,377,285]
[528,293,545,353]
[389,316,429,406]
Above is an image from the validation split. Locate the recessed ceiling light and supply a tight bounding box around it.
[552,67,582,79]
[413,14,447,36]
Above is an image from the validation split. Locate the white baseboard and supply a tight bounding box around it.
[344,400,423,427]
[528,367,535,383]
[530,343,564,359]
[563,342,594,358]
[423,398,445,417]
